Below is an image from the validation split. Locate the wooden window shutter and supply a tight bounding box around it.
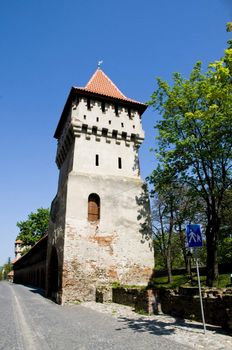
[88,194,100,221]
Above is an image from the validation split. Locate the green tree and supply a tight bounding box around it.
[150,169,203,278]
[0,258,12,280]
[226,22,232,32]
[16,208,50,247]
[149,46,232,286]
[151,179,175,283]
[218,189,232,263]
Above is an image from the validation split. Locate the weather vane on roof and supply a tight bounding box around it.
[97,60,103,69]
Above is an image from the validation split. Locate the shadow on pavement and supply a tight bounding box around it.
[116,315,228,336]
[28,285,46,297]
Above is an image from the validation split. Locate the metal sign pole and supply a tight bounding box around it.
[194,248,206,334]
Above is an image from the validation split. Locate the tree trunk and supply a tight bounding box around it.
[166,247,173,283]
[206,219,219,287]
[178,227,188,271]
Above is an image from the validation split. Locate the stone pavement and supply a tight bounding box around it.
[81,301,232,350]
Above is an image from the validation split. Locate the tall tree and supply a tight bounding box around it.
[16,208,50,247]
[151,183,175,282]
[150,169,202,277]
[149,46,232,286]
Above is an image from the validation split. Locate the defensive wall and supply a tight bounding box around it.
[13,243,232,333]
[13,235,47,289]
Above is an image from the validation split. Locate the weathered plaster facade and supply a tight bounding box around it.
[46,69,154,304]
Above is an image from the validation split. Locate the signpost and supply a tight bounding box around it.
[186,224,206,334]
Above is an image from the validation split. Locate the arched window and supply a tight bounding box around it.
[88,193,100,222]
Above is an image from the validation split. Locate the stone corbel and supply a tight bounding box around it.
[125,135,131,147]
[116,133,122,145]
[86,126,92,140]
[96,129,102,142]
[106,131,112,143]
[73,125,82,138]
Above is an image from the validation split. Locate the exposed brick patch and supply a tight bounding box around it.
[88,233,118,255]
[108,266,118,279]
[121,264,153,285]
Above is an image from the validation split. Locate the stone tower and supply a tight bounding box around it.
[46,68,154,304]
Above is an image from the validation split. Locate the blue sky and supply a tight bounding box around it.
[0,0,231,265]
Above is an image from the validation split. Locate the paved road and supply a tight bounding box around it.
[0,281,192,350]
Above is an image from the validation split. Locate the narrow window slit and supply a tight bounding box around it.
[95,154,99,166]
[101,102,105,112]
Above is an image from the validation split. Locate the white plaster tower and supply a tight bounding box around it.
[46,68,154,304]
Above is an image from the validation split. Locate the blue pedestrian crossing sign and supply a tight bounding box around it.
[186,224,203,248]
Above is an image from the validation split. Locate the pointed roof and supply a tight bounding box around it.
[73,68,142,104]
[84,69,130,101]
[54,68,147,139]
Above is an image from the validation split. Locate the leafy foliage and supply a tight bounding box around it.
[16,208,50,247]
[226,22,232,32]
[0,258,12,280]
[149,46,232,286]
[150,172,204,276]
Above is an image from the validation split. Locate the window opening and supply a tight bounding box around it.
[82,125,88,133]
[131,134,136,142]
[121,122,124,127]
[101,101,105,112]
[92,126,97,135]
[109,120,111,125]
[84,115,86,120]
[112,130,118,139]
[95,154,99,166]
[122,132,127,140]
[96,117,99,122]
[102,128,108,137]
[118,157,122,169]
[115,105,119,116]
[128,108,132,119]
[87,98,91,110]
[88,193,100,221]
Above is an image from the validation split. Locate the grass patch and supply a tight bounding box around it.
[111,282,146,290]
[135,309,149,315]
[152,275,188,289]
[152,273,231,289]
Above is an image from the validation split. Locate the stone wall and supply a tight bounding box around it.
[160,287,232,331]
[13,235,47,289]
[112,286,232,332]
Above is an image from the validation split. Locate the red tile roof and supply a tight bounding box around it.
[74,68,143,105]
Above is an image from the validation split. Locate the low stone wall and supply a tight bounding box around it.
[160,287,232,331]
[112,287,161,315]
[112,286,232,332]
